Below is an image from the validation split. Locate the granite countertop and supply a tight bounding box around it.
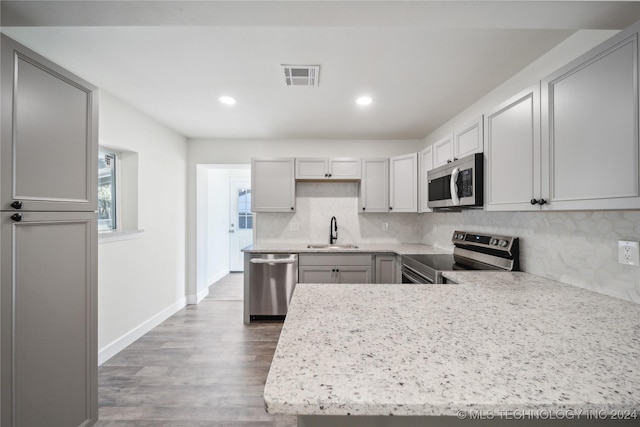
[243,242,448,255]
[264,273,640,417]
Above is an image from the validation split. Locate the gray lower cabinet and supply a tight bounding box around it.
[1,212,98,427]
[298,254,373,284]
[374,254,399,284]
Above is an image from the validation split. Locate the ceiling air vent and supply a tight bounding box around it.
[281,65,320,87]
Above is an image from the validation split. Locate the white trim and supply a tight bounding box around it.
[98,229,144,243]
[187,286,210,305]
[98,296,186,365]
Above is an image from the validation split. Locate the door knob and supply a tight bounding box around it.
[10,201,23,209]
[10,213,22,222]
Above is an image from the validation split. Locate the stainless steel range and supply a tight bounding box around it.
[402,231,519,284]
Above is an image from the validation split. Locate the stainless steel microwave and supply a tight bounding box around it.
[427,153,484,209]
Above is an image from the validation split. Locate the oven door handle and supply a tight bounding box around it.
[402,264,433,284]
[450,167,460,206]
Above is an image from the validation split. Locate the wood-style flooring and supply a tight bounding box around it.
[95,273,296,426]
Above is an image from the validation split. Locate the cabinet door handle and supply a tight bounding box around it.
[530,199,539,205]
[10,213,22,222]
[539,198,547,206]
[10,201,23,209]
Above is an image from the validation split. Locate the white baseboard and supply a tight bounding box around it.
[186,270,228,304]
[98,297,186,366]
[186,287,210,305]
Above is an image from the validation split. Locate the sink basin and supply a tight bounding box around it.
[307,244,359,249]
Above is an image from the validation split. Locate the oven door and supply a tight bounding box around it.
[401,264,434,284]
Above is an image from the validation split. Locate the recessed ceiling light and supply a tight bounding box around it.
[356,96,372,106]
[219,96,236,105]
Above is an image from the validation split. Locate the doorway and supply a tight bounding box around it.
[195,164,251,303]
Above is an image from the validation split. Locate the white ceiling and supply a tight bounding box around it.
[2,1,640,140]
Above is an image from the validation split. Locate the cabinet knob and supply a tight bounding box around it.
[447,159,452,163]
[530,199,539,205]
[362,207,366,211]
[10,201,23,209]
[291,207,294,210]
[324,174,328,178]
[539,198,547,206]
[328,173,332,178]
[389,207,393,210]
[453,157,458,161]
[10,213,22,222]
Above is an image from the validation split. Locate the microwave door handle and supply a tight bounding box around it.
[450,167,460,205]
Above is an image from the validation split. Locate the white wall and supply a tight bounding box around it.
[420,29,640,304]
[186,139,424,301]
[98,91,187,363]
[422,30,618,146]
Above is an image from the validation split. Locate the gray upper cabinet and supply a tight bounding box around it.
[359,158,389,213]
[418,146,433,213]
[295,157,361,180]
[389,153,418,213]
[432,134,454,168]
[486,84,541,211]
[251,158,296,212]
[540,21,640,210]
[454,116,484,159]
[1,35,98,212]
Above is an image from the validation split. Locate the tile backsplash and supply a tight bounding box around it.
[422,210,640,304]
[255,182,640,304]
[256,182,423,244]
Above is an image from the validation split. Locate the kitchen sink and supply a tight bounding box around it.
[307,244,359,249]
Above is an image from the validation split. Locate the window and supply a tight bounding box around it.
[238,189,253,229]
[98,150,117,231]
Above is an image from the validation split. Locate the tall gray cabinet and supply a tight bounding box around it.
[1,35,98,427]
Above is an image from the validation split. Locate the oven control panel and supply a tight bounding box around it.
[452,231,517,252]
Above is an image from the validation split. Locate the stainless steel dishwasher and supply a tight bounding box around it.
[248,253,298,321]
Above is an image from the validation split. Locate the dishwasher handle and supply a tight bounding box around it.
[250,256,297,265]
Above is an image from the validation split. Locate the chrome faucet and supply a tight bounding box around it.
[329,216,338,244]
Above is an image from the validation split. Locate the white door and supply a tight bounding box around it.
[229,182,253,272]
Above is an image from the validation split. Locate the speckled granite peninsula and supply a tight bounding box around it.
[264,273,640,426]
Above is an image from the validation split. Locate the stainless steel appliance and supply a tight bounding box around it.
[248,253,298,321]
[402,231,519,284]
[427,153,483,209]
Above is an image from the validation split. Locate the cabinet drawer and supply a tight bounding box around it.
[299,253,372,266]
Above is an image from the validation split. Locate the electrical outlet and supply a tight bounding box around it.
[290,222,300,232]
[382,222,389,232]
[618,240,640,266]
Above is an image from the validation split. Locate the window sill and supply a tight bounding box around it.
[99,229,144,244]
